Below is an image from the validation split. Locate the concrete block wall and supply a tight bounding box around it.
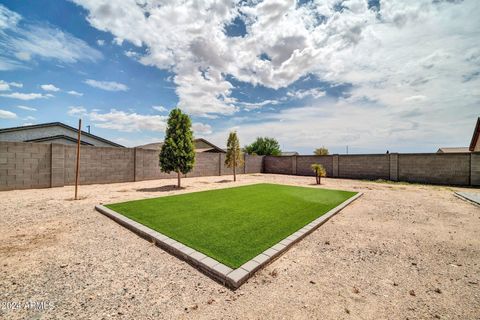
[264,152,477,186]
[134,148,175,181]
[189,153,222,177]
[63,145,135,185]
[245,155,264,174]
[296,155,334,177]
[398,153,470,185]
[264,156,294,174]
[0,142,51,190]
[471,153,480,186]
[338,154,390,180]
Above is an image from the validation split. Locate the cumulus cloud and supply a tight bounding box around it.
[40,84,60,92]
[89,109,167,132]
[67,0,480,149]
[192,122,213,135]
[0,80,23,91]
[84,79,129,91]
[287,88,326,100]
[152,105,167,112]
[0,92,53,100]
[0,5,102,69]
[0,109,17,118]
[67,106,87,116]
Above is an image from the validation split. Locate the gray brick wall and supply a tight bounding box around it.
[338,154,390,180]
[63,145,135,185]
[0,142,51,190]
[296,156,334,176]
[264,156,293,174]
[245,155,264,174]
[471,153,480,186]
[398,153,470,185]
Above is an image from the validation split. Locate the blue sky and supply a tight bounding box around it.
[0,0,479,153]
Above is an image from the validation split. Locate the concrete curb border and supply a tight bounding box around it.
[454,192,480,207]
[95,192,363,289]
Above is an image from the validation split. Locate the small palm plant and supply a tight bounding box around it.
[311,163,326,185]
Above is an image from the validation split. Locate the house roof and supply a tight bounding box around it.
[25,135,94,146]
[469,117,480,151]
[137,138,225,153]
[0,122,124,147]
[281,151,299,156]
[437,147,470,153]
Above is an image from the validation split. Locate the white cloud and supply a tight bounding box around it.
[0,80,23,91]
[23,115,35,121]
[96,39,105,46]
[89,109,167,132]
[0,92,53,100]
[16,105,37,111]
[0,4,102,69]
[67,106,88,116]
[152,105,167,112]
[84,79,129,91]
[73,0,480,120]
[192,122,212,135]
[67,90,83,96]
[40,84,60,92]
[0,109,17,119]
[241,99,280,111]
[287,88,326,100]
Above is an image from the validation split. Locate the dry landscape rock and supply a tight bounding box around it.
[1,174,479,319]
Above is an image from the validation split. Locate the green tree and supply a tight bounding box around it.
[225,131,244,182]
[159,108,195,188]
[314,146,329,155]
[311,163,326,185]
[244,137,281,156]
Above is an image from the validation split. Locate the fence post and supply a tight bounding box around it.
[471,152,480,186]
[332,154,339,178]
[389,153,399,181]
[50,143,65,188]
[292,155,297,175]
[244,153,247,174]
[218,153,222,176]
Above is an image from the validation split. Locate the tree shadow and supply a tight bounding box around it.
[136,185,185,192]
[216,179,232,183]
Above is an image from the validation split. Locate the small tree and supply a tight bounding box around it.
[314,146,329,155]
[311,163,326,185]
[225,131,244,182]
[159,108,195,188]
[244,137,281,156]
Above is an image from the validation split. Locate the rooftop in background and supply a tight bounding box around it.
[137,138,225,153]
[0,122,124,148]
[437,147,471,153]
[281,151,299,156]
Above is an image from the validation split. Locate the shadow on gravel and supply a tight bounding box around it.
[136,185,185,192]
[216,179,232,183]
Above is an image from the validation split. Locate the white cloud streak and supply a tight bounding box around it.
[84,79,129,91]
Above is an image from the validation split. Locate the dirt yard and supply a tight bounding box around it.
[1,174,479,319]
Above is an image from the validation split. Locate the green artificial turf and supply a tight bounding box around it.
[106,183,357,269]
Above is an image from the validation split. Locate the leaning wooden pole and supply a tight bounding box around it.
[74,119,82,200]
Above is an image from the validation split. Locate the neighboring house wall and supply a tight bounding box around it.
[0,125,118,147]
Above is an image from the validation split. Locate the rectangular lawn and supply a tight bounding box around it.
[106,183,357,269]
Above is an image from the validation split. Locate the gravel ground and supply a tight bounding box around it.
[1,174,479,320]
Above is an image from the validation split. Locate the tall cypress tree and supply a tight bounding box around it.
[159,108,195,188]
[225,131,244,182]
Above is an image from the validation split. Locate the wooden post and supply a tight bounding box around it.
[74,119,82,200]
